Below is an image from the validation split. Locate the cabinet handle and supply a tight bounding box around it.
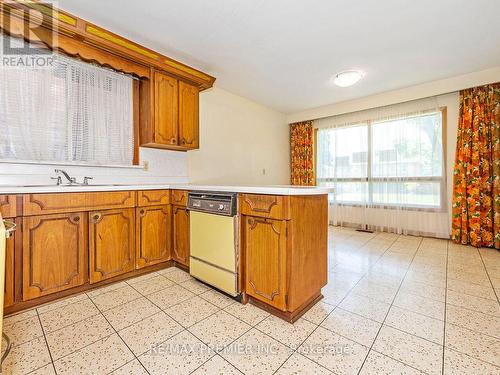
[180,138,185,145]
[92,213,102,223]
[139,209,146,217]
[170,138,177,144]
[70,215,80,223]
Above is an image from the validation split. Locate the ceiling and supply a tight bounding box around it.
[58,0,500,113]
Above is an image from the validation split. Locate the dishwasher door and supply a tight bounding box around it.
[189,211,238,296]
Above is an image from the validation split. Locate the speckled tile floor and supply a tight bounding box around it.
[2,227,500,374]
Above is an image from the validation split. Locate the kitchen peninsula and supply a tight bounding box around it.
[0,184,330,322]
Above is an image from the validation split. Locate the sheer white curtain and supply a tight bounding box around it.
[0,35,134,166]
[316,97,449,238]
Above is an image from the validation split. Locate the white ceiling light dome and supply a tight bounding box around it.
[332,70,364,87]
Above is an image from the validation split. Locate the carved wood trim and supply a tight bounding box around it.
[139,191,169,204]
[244,196,279,214]
[137,206,169,263]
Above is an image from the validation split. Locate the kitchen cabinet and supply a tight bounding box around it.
[136,205,172,268]
[178,81,199,149]
[4,219,16,308]
[172,206,190,267]
[22,213,87,300]
[89,208,135,283]
[243,216,287,311]
[140,70,200,151]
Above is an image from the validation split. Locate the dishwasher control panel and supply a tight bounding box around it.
[187,191,237,217]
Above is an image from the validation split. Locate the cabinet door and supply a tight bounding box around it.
[154,71,179,146]
[136,205,172,269]
[244,216,287,311]
[178,81,199,149]
[172,206,189,266]
[89,208,135,283]
[23,213,87,300]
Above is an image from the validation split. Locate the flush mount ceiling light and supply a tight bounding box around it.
[332,70,364,87]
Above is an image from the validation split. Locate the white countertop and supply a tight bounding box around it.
[0,183,332,196]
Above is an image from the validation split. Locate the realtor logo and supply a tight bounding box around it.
[0,0,56,67]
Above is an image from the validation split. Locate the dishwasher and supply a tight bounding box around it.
[187,192,240,297]
[0,215,15,369]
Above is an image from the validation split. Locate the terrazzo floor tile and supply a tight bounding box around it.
[223,301,270,326]
[350,281,398,304]
[338,293,391,323]
[45,313,114,359]
[446,278,497,300]
[129,275,175,295]
[189,310,251,350]
[399,279,446,302]
[86,281,129,298]
[125,271,160,285]
[118,311,184,356]
[29,363,57,375]
[162,267,193,283]
[385,306,444,344]
[2,315,44,347]
[393,291,445,320]
[36,293,89,314]
[191,354,243,374]
[3,309,37,325]
[373,325,443,375]
[446,304,500,339]
[274,352,333,374]
[299,326,369,375]
[165,295,220,327]
[446,290,500,317]
[103,296,161,331]
[147,284,196,309]
[359,350,425,375]
[443,348,500,375]
[110,359,149,375]
[301,300,335,325]
[179,278,211,294]
[53,334,134,375]
[256,316,317,349]
[221,328,293,375]
[320,308,381,347]
[38,298,100,333]
[1,337,52,375]
[138,330,215,375]
[90,285,142,311]
[199,289,236,308]
[445,323,500,366]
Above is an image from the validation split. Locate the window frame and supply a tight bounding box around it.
[316,107,447,211]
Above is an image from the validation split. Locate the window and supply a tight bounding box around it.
[0,40,134,166]
[317,110,445,209]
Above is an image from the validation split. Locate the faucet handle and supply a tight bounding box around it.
[83,177,93,185]
[50,176,62,185]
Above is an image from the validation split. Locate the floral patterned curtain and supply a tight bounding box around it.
[451,83,500,249]
[290,121,315,186]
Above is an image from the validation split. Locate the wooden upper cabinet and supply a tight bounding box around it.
[178,81,199,149]
[89,208,135,283]
[172,206,190,267]
[244,216,287,311]
[154,71,179,146]
[140,69,200,151]
[23,213,87,300]
[136,205,172,268]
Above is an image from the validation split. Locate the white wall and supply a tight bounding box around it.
[188,87,289,185]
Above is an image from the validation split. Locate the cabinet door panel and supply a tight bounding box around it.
[154,71,178,146]
[172,206,189,266]
[4,223,15,307]
[136,205,172,268]
[23,213,87,300]
[178,81,199,149]
[89,208,135,283]
[244,216,287,311]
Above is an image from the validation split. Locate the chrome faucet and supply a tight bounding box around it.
[54,169,77,185]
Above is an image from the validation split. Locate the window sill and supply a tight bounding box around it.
[0,159,145,170]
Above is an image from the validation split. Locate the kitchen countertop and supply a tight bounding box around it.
[0,183,333,196]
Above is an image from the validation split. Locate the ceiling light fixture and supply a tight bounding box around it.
[332,70,364,87]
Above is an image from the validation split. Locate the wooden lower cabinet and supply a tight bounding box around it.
[22,213,87,301]
[243,216,287,311]
[136,205,172,268]
[4,222,15,307]
[172,206,189,266]
[89,208,135,283]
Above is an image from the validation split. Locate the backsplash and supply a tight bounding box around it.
[0,147,188,186]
